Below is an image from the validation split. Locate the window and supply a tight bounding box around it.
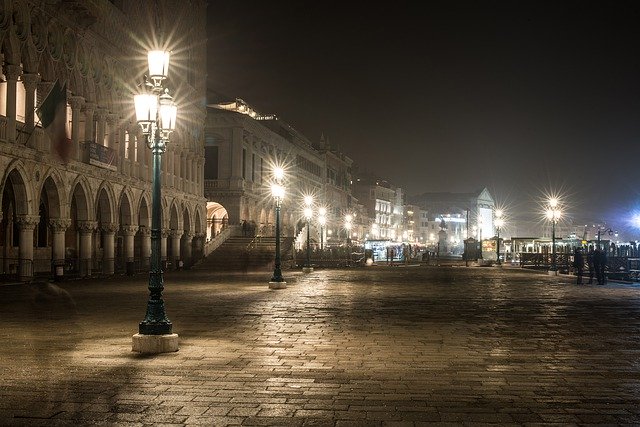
[252,154,255,181]
[124,131,130,159]
[204,146,218,179]
[242,148,246,179]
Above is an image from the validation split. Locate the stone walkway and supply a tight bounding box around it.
[1,266,639,426]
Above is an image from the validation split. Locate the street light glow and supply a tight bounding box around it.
[273,166,284,181]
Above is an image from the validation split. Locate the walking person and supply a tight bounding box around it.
[573,247,584,284]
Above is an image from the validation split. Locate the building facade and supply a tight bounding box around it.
[204,99,365,250]
[409,188,495,255]
[0,0,207,281]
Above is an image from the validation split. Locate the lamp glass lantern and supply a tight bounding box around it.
[148,50,170,85]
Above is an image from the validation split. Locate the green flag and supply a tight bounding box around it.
[36,80,66,128]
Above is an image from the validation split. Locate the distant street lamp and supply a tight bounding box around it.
[596,226,615,250]
[318,207,327,251]
[302,195,314,273]
[494,209,504,265]
[546,197,562,274]
[345,214,353,266]
[269,167,286,289]
[131,50,179,354]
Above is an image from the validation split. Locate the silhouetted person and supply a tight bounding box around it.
[241,220,248,236]
[598,249,608,285]
[593,248,604,285]
[573,248,584,284]
[587,247,595,284]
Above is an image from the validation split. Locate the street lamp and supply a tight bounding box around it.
[546,197,562,275]
[318,207,327,252]
[494,209,504,265]
[596,226,614,250]
[269,167,286,289]
[132,50,178,354]
[345,214,353,266]
[302,195,314,273]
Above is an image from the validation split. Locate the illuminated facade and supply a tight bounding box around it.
[0,0,207,281]
[409,188,495,254]
[352,175,403,241]
[205,100,327,242]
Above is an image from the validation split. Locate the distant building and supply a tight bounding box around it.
[204,99,356,248]
[352,174,403,241]
[409,188,495,254]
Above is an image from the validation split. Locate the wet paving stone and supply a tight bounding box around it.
[1,266,639,425]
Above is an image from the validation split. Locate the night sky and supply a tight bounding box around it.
[206,1,640,238]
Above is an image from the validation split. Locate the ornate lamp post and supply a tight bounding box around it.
[318,207,326,252]
[269,167,286,289]
[345,214,353,266]
[302,195,314,273]
[596,226,614,250]
[546,198,562,275]
[494,209,504,265]
[131,50,178,354]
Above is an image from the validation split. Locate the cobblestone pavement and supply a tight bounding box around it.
[1,265,640,426]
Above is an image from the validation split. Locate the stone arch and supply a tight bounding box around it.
[68,176,92,273]
[135,193,151,270]
[194,208,202,234]
[118,187,134,226]
[206,201,228,241]
[68,67,84,97]
[95,181,116,225]
[35,171,64,250]
[1,28,20,65]
[20,40,38,73]
[38,168,65,219]
[69,175,92,221]
[169,201,180,231]
[138,192,151,228]
[36,49,57,82]
[182,204,192,234]
[0,161,34,217]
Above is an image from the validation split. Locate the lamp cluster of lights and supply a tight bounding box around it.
[545,198,562,223]
[134,51,177,142]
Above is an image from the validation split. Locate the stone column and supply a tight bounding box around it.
[101,222,118,275]
[121,225,138,275]
[95,108,108,146]
[69,96,85,161]
[192,232,205,260]
[22,73,40,141]
[182,232,193,268]
[49,219,71,280]
[170,229,182,270]
[83,102,96,143]
[4,64,22,143]
[16,215,39,281]
[231,127,243,179]
[78,220,96,277]
[138,225,151,270]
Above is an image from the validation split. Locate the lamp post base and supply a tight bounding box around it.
[302,266,314,273]
[132,333,179,354]
[268,280,287,289]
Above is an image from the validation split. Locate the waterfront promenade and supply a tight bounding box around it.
[1,265,639,425]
